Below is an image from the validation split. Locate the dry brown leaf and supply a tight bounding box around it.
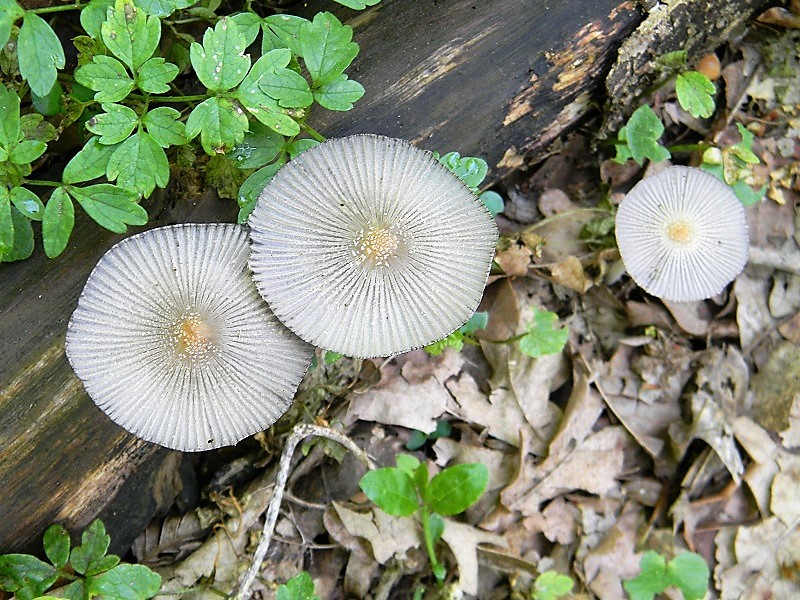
[734,416,784,515]
[751,341,800,437]
[343,349,465,443]
[133,511,208,567]
[480,278,522,342]
[522,496,578,545]
[734,273,775,351]
[439,518,507,596]
[432,437,515,492]
[661,299,713,337]
[502,427,628,516]
[715,517,800,599]
[330,502,421,565]
[551,255,592,293]
[669,347,748,483]
[480,341,567,454]
[577,501,642,599]
[495,242,533,276]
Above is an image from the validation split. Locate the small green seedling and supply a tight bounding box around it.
[0,519,161,600]
[623,550,709,600]
[437,151,505,216]
[614,105,670,166]
[504,307,568,359]
[424,311,488,356]
[359,454,488,584]
[531,570,574,600]
[406,420,452,451]
[675,71,716,119]
[277,570,320,600]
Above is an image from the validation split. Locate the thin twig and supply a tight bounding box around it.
[235,423,376,600]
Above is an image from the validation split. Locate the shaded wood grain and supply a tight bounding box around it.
[0,0,643,553]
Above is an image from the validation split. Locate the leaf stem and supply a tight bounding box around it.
[301,123,326,142]
[128,93,210,103]
[23,179,62,187]
[667,142,712,153]
[31,2,83,13]
[420,504,443,585]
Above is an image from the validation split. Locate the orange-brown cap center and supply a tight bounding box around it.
[172,312,216,362]
[355,226,400,266]
[666,219,694,244]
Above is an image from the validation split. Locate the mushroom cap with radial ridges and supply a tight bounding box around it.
[615,166,749,302]
[248,134,499,358]
[66,224,313,452]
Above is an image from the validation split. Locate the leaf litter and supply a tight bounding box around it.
[131,11,800,599]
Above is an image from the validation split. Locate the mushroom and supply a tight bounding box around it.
[614,165,749,302]
[248,134,498,358]
[66,224,313,452]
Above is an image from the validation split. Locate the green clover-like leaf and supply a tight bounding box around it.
[135,0,197,17]
[87,564,162,600]
[0,84,21,151]
[313,73,363,111]
[300,12,358,86]
[260,67,313,108]
[186,96,250,155]
[675,71,716,119]
[333,0,381,8]
[231,121,283,169]
[18,12,65,97]
[624,105,670,165]
[1,206,34,262]
[86,103,139,145]
[80,0,114,38]
[136,57,179,94]
[74,56,135,103]
[0,553,58,597]
[0,187,13,254]
[518,308,569,358]
[9,140,46,165]
[425,463,488,516]
[262,14,308,55]
[67,184,147,234]
[62,137,118,184]
[43,524,71,570]
[142,107,186,147]
[237,159,284,223]
[190,17,250,92]
[106,131,170,197]
[101,0,161,71]
[230,12,261,47]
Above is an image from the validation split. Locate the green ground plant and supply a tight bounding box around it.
[358,453,488,585]
[612,51,766,207]
[0,519,161,600]
[0,0,373,262]
[531,570,574,600]
[622,550,709,600]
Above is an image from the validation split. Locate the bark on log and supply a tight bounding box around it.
[2,0,706,554]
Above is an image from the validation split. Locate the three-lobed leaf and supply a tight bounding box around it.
[142,107,186,147]
[136,57,179,94]
[68,184,147,234]
[425,463,488,516]
[236,50,301,136]
[18,12,65,97]
[300,12,358,85]
[186,96,249,155]
[675,71,716,119]
[313,74,364,111]
[0,553,58,598]
[86,103,139,145]
[359,468,418,517]
[623,550,709,600]
[624,105,670,165]
[74,56,135,103]
[519,308,569,358]
[190,17,250,92]
[101,0,161,71]
[69,519,112,575]
[106,132,170,197]
[62,137,117,184]
[87,563,162,600]
[276,571,320,600]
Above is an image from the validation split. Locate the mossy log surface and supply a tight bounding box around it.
[3,0,734,554]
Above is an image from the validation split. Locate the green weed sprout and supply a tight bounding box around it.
[0,519,161,600]
[531,570,574,600]
[359,454,488,584]
[623,550,709,600]
[277,571,320,600]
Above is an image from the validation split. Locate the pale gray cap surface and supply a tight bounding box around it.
[66,224,313,452]
[615,166,749,302]
[248,134,498,358]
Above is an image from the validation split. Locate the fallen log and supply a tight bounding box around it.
[6,0,767,555]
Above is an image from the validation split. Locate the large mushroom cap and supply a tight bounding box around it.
[66,224,313,452]
[248,134,498,358]
[615,165,749,302]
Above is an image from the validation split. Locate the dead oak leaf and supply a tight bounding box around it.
[440,518,507,596]
[329,502,421,564]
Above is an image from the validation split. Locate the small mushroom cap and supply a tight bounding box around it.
[615,166,749,302]
[248,134,498,358]
[66,224,313,452]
